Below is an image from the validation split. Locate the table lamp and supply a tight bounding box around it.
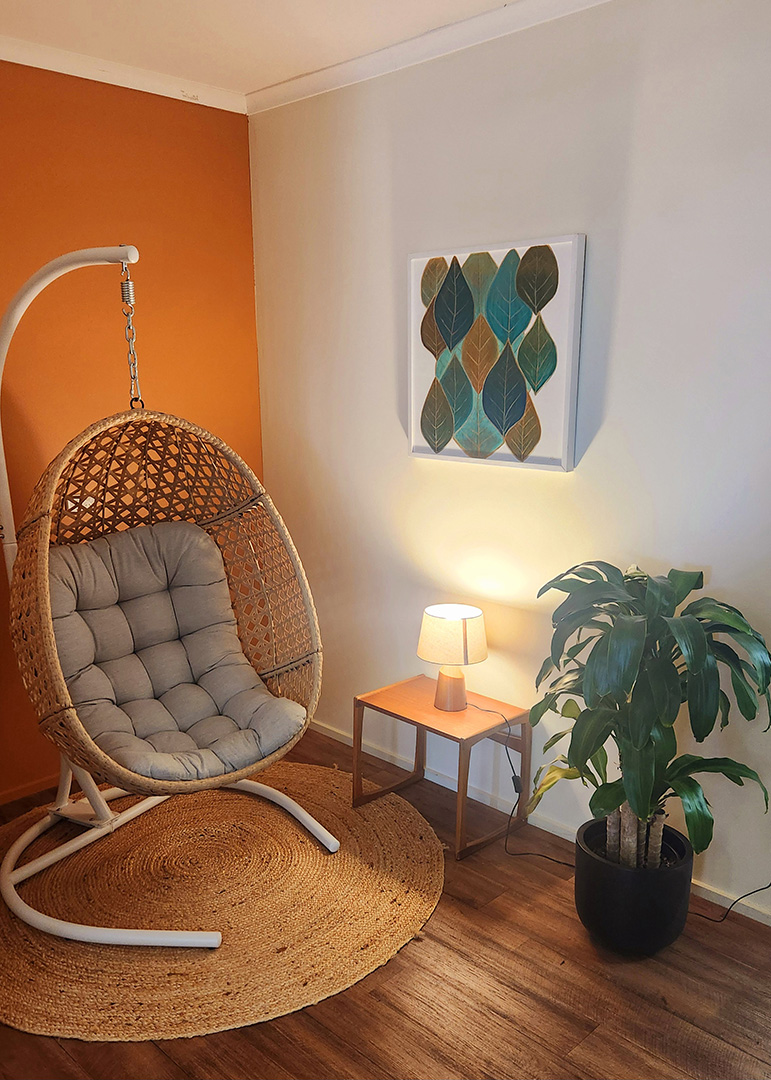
[417,604,488,711]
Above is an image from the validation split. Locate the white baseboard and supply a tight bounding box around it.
[310,718,771,927]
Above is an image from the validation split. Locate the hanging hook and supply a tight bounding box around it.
[120,262,143,408]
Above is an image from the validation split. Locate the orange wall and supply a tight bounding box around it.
[0,61,262,804]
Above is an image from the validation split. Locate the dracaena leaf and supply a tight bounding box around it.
[645,653,682,725]
[667,568,704,606]
[712,640,758,720]
[687,652,720,741]
[589,779,626,819]
[662,615,708,673]
[527,762,581,813]
[606,614,647,699]
[619,734,656,819]
[542,727,573,753]
[535,656,555,689]
[645,575,676,619]
[552,581,636,626]
[666,755,769,809]
[668,777,713,853]
[568,708,616,775]
[629,667,658,749]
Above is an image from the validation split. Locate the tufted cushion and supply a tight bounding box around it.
[49,521,305,781]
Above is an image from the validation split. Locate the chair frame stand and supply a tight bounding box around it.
[0,756,340,949]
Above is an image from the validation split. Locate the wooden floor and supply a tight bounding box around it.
[1,729,771,1080]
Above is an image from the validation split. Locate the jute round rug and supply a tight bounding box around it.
[0,762,443,1041]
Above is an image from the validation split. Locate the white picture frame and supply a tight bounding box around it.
[408,234,585,471]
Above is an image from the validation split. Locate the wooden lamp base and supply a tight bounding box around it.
[434,666,467,711]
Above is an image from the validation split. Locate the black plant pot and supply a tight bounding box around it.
[574,819,693,956]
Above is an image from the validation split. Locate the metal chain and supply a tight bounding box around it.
[121,262,144,408]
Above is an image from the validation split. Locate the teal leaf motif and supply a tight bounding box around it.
[439,355,474,430]
[435,348,453,379]
[420,378,454,453]
[517,314,557,393]
[461,251,498,317]
[434,256,474,352]
[515,245,559,313]
[482,342,528,435]
[455,395,503,458]
[485,249,532,345]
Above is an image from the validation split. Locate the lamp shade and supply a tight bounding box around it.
[417,604,488,666]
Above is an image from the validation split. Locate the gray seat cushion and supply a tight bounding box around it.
[49,521,305,781]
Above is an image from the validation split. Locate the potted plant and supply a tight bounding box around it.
[529,561,769,955]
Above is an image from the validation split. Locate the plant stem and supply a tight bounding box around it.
[637,817,647,867]
[647,811,664,869]
[606,808,620,863]
[619,802,638,868]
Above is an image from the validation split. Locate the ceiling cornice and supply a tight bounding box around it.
[0,34,246,113]
[0,0,616,117]
[246,0,616,114]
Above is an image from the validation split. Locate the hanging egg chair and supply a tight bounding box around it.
[0,247,336,950]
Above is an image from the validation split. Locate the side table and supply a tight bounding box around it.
[352,675,531,860]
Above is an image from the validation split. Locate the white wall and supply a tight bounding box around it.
[250,0,771,921]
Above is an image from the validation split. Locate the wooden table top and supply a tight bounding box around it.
[355,675,529,743]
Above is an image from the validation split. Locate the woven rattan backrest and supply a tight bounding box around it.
[10,411,321,795]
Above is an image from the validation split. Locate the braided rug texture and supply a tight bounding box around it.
[0,763,443,1040]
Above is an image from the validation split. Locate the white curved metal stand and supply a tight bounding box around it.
[0,247,340,949]
[0,245,139,583]
[0,759,340,949]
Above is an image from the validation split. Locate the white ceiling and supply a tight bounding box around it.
[0,0,615,112]
[0,0,509,95]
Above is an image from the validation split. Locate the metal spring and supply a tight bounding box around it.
[121,278,136,305]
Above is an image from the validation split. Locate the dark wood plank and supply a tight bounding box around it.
[56,1039,189,1080]
[308,987,463,1080]
[157,1028,293,1080]
[0,1027,88,1080]
[567,1027,694,1080]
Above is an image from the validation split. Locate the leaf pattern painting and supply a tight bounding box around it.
[505,395,542,460]
[485,249,532,346]
[482,342,528,435]
[517,314,557,393]
[461,315,498,392]
[434,257,475,352]
[420,297,446,359]
[411,236,584,469]
[421,257,449,307]
[420,378,454,453]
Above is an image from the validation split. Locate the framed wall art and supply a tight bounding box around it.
[409,234,585,470]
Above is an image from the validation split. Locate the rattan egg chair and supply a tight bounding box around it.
[3,409,335,950]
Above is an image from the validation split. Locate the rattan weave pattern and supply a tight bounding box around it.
[10,411,322,796]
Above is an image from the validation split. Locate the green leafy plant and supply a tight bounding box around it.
[529,562,769,868]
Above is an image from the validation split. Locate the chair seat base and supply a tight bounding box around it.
[0,759,340,949]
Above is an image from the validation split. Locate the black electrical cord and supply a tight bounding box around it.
[466,702,771,905]
[690,881,771,923]
[466,701,575,868]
